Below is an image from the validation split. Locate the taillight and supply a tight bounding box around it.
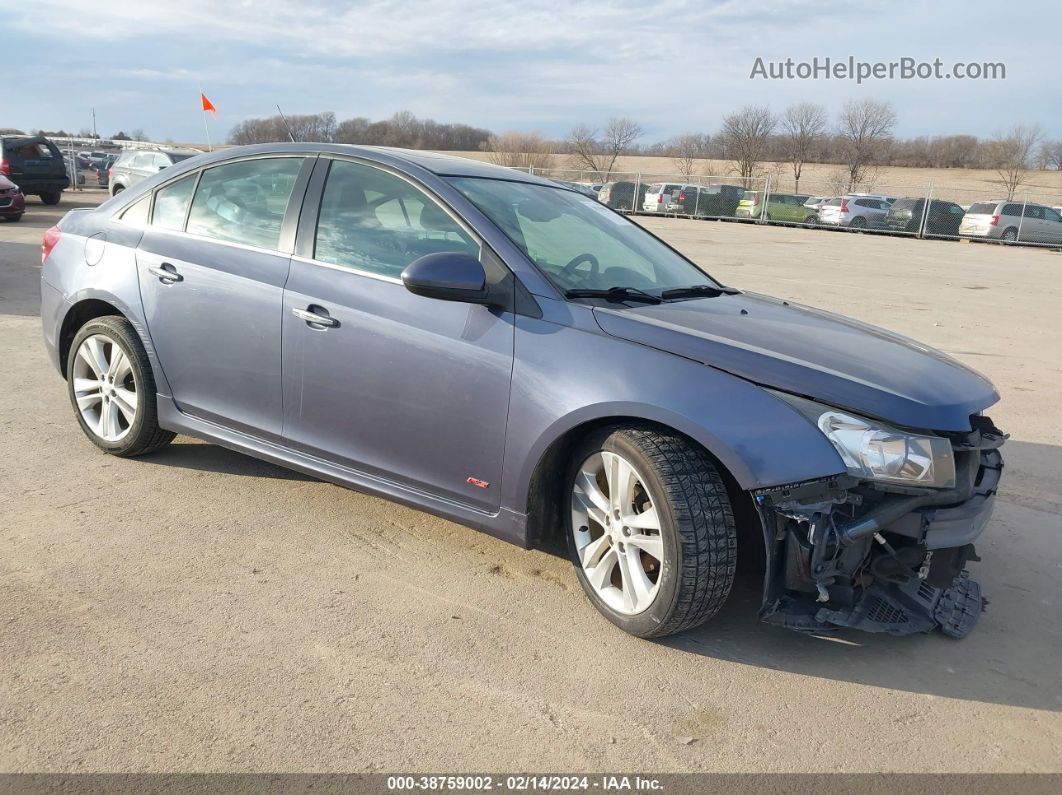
[752,194,760,206]
[0,159,10,176]
[990,214,999,226]
[657,195,663,204]
[678,191,686,202]
[42,226,61,265]
[840,199,850,213]
[108,166,113,179]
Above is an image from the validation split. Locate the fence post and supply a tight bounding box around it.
[917,184,934,239]
[1015,194,1028,243]
[693,178,701,218]
[759,175,772,224]
[528,165,534,176]
[633,173,641,215]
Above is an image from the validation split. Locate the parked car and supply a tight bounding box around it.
[0,134,70,205]
[817,195,895,229]
[736,192,814,223]
[41,144,1004,641]
[0,174,25,221]
[883,198,966,237]
[671,185,745,218]
[642,182,689,213]
[959,200,1062,244]
[597,181,642,212]
[96,155,119,188]
[108,147,199,195]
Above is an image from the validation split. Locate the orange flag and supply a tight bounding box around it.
[201,93,217,117]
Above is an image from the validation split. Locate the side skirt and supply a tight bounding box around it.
[156,396,530,548]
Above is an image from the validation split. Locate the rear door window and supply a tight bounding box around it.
[151,174,197,231]
[186,157,304,250]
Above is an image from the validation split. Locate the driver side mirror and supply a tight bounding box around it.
[401,252,497,306]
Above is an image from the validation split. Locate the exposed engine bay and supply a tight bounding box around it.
[754,415,1005,638]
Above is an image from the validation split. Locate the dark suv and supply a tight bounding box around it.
[884,198,966,237]
[0,135,69,205]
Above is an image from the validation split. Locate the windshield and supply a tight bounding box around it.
[448,177,720,294]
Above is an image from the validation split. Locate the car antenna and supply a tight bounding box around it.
[276,104,297,143]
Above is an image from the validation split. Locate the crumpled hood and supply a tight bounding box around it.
[593,292,999,431]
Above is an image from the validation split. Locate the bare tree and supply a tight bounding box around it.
[1036,139,1062,171]
[484,131,554,171]
[985,124,1042,198]
[780,103,826,193]
[719,105,776,183]
[130,128,148,142]
[565,117,642,180]
[670,133,711,177]
[836,99,897,189]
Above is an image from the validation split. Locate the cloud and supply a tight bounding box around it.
[7,0,1060,142]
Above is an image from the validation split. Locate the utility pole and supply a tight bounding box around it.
[92,107,97,139]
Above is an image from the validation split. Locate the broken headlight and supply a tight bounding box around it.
[772,392,956,488]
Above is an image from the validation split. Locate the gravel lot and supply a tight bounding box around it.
[1,191,1060,773]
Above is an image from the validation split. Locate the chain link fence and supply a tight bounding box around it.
[527,166,1062,249]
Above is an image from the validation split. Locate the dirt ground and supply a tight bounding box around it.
[1,190,1060,773]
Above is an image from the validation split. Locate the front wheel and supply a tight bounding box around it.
[566,426,737,638]
[67,316,175,457]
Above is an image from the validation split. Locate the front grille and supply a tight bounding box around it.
[0,198,11,208]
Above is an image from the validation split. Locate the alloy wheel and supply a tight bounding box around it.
[72,334,138,442]
[571,451,664,615]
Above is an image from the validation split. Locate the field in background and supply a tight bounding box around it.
[447,151,1062,201]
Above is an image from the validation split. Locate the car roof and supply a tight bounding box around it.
[158,143,555,186]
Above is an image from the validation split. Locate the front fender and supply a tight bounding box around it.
[502,302,845,514]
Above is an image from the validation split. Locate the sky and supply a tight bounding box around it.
[6,0,1061,146]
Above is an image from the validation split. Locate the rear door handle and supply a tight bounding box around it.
[148,263,183,284]
[292,306,339,328]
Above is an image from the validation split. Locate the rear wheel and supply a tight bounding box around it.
[566,425,737,638]
[850,216,867,229]
[67,316,175,457]
[40,191,61,206]
[1000,227,1018,242]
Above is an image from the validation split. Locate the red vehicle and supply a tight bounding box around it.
[0,174,25,221]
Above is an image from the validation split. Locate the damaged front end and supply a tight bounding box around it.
[753,415,1005,638]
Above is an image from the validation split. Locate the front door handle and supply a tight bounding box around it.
[292,306,339,328]
[148,263,183,284]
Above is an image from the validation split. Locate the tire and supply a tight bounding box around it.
[804,215,817,226]
[40,191,62,206]
[2,214,22,222]
[850,216,867,229]
[111,184,125,196]
[565,425,737,638]
[1000,227,1018,242]
[66,315,175,457]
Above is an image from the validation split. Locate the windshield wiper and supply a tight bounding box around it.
[659,284,741,300]
[564,287,662,305]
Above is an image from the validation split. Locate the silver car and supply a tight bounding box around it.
[817,194,896,229]
[959,200,1062,244]
[109,148,200,196]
